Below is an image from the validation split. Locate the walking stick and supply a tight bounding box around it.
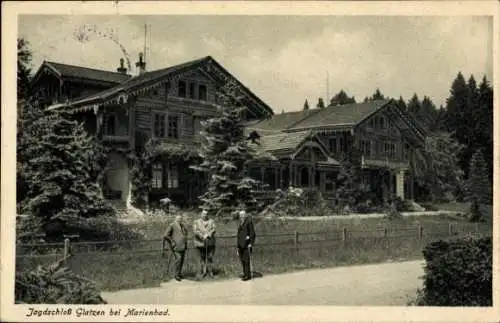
[204,241,208,277]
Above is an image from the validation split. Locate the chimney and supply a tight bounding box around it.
[135,52,146,75]
[117,58,127,74]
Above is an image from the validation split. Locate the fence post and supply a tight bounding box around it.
[383,227,388,238]
[63,238,70,265]
[417,223,423,240]
[294,231,299,254]
[448,223,453,236]
[342,227,347,244]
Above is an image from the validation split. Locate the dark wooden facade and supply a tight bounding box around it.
[33,56,426,209]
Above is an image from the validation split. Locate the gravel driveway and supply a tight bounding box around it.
[102,260,425,306]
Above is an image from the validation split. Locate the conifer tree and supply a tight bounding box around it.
[316,97,325,109]
[17,38,32,100]
[397,96,407,112]
[18,102,112,235]
[303,99,310,110]
[191,80,261,214]
[466,150,492,205]
[330,90,356,105]
[371,88,385,101]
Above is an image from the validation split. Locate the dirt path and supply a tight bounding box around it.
[101,260,425,305]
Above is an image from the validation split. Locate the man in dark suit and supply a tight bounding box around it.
[164,215,188,281]
[236,210,256,281]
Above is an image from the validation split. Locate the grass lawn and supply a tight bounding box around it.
[16,205,492,292]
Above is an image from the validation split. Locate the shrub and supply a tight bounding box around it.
[418,236,492,306]
[15,259,107,304]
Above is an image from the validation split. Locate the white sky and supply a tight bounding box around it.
[19,15,492,112]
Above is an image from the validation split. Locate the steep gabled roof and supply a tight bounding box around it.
[248,109,321,132]
[251,130,339,166]
[50,56,274,118]
[288,100,391,130]
[31,61,132,85]
[258,131,313,155]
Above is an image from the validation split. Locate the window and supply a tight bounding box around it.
[384,142,396,159]
[152,163,163,188]
[167,115,179,139]
[167,164,179,188]
[178,80,187,97]
[188,82,196,99]
[198,84,207,101]
[154,114,165,137]
[339,137,345,152]
[403,143,410,160]
[360,139,372,157]
[104,114,116,135]
[378,116,386,129]
[328,137,337,153]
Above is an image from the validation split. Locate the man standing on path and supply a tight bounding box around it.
[164,215,188,281]
[193,209,216,280]
[237,210,256,281]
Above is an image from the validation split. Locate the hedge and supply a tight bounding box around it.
[419,236,492,306]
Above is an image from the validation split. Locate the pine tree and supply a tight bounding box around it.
[477,76,493,179]
[330,89,356,105]
[397,96,407,112]
[467,150,492,205]
[191,80,261,214]
[371,88,385,101]
[17,38,32,100]
[316,97,325,109]
[303,99,310,110]
[18,102,113,237]
[336,148,370,208]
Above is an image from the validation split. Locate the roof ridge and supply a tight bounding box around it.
[46,61,132,76]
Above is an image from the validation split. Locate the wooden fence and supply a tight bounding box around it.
[16,221,487,262]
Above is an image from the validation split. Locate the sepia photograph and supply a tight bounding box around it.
[1,1,498,322]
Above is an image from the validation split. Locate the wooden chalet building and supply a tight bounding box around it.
[246,100,427,203]
[31,53,426,210]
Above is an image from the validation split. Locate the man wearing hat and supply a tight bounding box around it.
[193,209,217,279]
[163,215,188,281]
[236,210,256,281]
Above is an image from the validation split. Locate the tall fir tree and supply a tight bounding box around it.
[303,99,310,110]
[18,102,112,237]
[397,96,407,112]
[466,149,492,205]
[477,76,493,178]
[191,80,261,214]
[316,97,325,109]
[17,38,32,100]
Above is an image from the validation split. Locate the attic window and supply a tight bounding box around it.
[198,84,207,101]
[188,82,196,99]
[178,80,187,98]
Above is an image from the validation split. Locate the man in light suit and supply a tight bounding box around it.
[236,210,256,281]
[193,209,216,279]
[164,215,188,281]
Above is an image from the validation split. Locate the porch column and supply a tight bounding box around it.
[309,166,314,188]
[289,162,293,187]
[320,171,326,193]
[126,178,133,210]
[396,169,405,199]
[260,167,265,188]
